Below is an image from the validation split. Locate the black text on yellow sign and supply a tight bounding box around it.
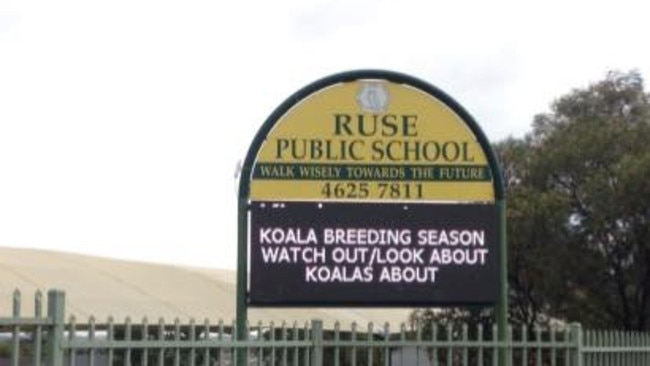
[273,114,477,163]
[250,80,495,202]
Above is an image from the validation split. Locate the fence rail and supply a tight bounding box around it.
[2,290,650,365]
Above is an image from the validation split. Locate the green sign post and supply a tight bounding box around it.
[237,70,507,365]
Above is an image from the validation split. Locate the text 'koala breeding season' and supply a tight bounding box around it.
[257,226,489,284]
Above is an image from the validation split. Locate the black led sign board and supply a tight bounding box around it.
[249,201,498,306]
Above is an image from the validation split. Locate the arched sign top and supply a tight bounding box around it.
[239,70,505,202]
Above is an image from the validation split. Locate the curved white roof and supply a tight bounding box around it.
[0,247,413,330]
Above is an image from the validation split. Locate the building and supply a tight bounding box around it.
[0,247,413,330]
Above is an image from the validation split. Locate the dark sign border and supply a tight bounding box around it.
[235,70,507,346]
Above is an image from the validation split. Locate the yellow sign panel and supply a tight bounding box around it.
[250,80,495,202]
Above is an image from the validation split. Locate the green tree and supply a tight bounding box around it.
[412,70,650,332]
[496,138,572,329]
[500,70,650,330]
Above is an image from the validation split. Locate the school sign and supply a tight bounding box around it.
[237,70,505,312]
[249,79,494,202]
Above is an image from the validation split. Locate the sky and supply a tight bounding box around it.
[1,0,649,270]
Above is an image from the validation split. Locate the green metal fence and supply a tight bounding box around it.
[2,290,650,365]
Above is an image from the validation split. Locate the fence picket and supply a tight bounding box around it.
[462,323,468,366]
[550,326,557,366]
[142,317,149,366]
[34,291,43,366]
[202,319,210,366]
[233,320,240,366]
[415,319,422,366]
[492,324,498,366]
[350,322,357,366]
[68,315,76,366]
[5,290,650,366]
[89,316,96,366]
[156,317,164,366]
[281,321,288,366]
[189,319,196,366]
[270,321,276,366]
[125,317,132,366]
[174,318,180,366]
[257,321,264,366]
[431,321,439,366]
[535,326,542,366]
[333,321,340,366]
[445,323,452,366]
[383,322,390,366]
[367,322,374,366]
[217,319,224,365]
[108,316,115,366]
[521,324,528,366]
[508,324,514,366]
[11,289,20,366]
[563,326,570,366]
[293,321,300,366]
[399,323,406,366]
[303,321,310,366]
[477,323,484,366]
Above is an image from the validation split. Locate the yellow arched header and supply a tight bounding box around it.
[250,80,494,202]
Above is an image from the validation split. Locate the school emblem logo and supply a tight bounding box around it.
[357,81,390,113]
